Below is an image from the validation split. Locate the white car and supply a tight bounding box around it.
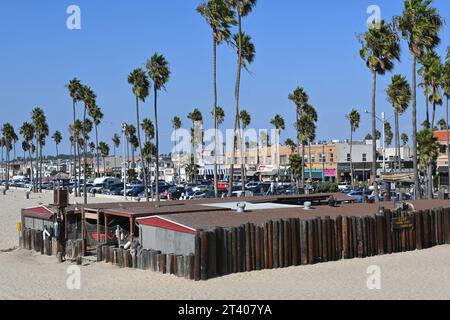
[189,191,207,200]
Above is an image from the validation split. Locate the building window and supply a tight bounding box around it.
[362,154,367,162]
[329,153,334,163]
[280,155,287,165]
[347,153,351,162]
[319,154,326,163]
[310,154,315,163]
[440,145,446,155]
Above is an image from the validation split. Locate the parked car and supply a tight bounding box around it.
[189,191,207,200]
[126,185,145,197]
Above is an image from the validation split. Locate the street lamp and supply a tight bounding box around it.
[364,110,394,175]
[121,122,128,201]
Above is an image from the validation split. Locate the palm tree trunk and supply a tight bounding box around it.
[28,150,33,189]
[426,88,430,125]
[154,88,160,202]
[395,111,401,172]
[309,141,313,189]
[371,71,379,202]
[95,125,100,178]
[350,128,353,185]
[35,135,39,193]
[39,144,43,192]
[5,147,9,190]
[301,143,305,190]
[229,12,243,197]
[72,101,77,196]
[432,98,436,131]
[83,106,87,205]
[77,141,81,197]
[135,96,149,202]
[212,37,219,198]
[412,56,421,199]
[447,96,450,189]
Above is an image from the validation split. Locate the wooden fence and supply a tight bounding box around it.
[20,207,450,281]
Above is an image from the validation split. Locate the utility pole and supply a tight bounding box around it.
[122,123,127,201]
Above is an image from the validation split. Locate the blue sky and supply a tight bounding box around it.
[1,0,450,155]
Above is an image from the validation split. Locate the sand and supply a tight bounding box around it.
[1,188,450,300]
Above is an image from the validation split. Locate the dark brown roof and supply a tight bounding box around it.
[81,193,354,218]
[152,200,450,231]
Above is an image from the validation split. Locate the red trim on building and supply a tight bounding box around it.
[23,206,54,220]
[137,216,196,235]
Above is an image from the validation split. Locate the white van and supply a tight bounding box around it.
[91,177,122,193]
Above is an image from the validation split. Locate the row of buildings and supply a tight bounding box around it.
[1,139,417,185]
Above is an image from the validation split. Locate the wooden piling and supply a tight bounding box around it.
[245,223,251,272]
[194,231,201,281]
[200,231,208,280]
[208,231,217,278]
[300,220,308,265]
[272,220,279,268]
[290,218,299,266]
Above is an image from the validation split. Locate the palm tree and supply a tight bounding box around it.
[52,131,62,172]
[124,124,136,165]
[429,57,443,132]
[147,53,171,202]
[270,114,285,176]
[401,133,409,146]
[229,30,256,196]
[66,78,82,194]
[187,108,203,183]
[438,119,447,131]
[285,138,296,183]
[71,120,83,196]
[443,46,450,188]
[2,123,16,190]
[239,109,250,191]
[387,74,411,172]
[359,20,400,202]
[98,142,110,177]
[128,68,151,201]
[395,0,443,199]
[418,51,436,124]
[20,122,35,184]
[141,118,155,197]
[384,122,394,147]
[80,85,96,204]
[289,86,309,188]
[112,134,121,178]
[417,128,439,199]
[171,116,182,184]
[288,154,303,188]
[346,109,361,185]
[89,104,104,178]
[32,107,48,193]
[88,142,96,177]
[197,0,235,198]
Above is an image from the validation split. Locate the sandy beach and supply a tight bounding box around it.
[1,188,450,300]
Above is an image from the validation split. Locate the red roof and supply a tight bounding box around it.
[433,130,450,143]
[137,216,196,235]
[22,206,54,220]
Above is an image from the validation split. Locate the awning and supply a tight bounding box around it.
[198,169,227,176]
